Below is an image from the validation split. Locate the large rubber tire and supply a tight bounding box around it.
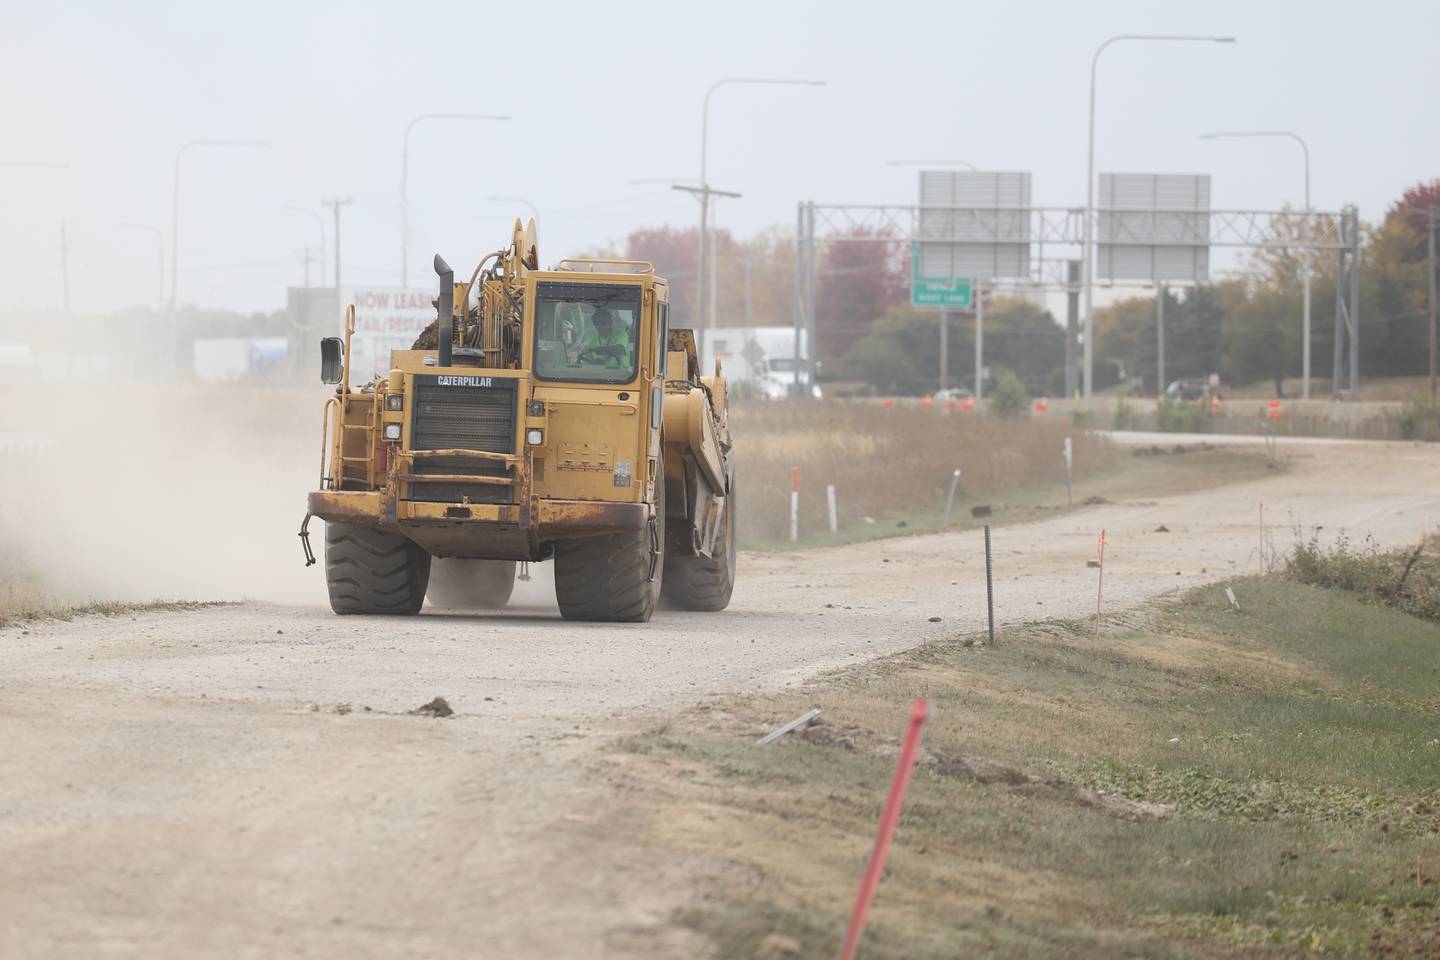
[553,479,664,623]
[425,559,516,610]
[662,467,736,612]
[323,522,431,615]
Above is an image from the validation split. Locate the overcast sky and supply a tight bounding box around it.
[2,0,1435,315]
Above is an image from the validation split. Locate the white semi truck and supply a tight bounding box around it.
[700,326,819,400]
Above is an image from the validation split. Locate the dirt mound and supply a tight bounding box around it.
[410,696,454,718]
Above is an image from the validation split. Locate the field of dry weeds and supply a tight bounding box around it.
[732,401,1113,545]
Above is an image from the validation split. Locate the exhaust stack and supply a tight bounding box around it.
[434,254,454,367]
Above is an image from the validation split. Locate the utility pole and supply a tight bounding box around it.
[322,197,352,293]
[1427,207,1437,399]
[974,287,985,405]
[939,310,949,393]
[673,182,739,354]
[1065,259,1080,398]
[1155,283,1166,395]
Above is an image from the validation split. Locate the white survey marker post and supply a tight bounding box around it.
[826,484,838,534]
[942,468,962,528]
[790,466,800,543]
[1063,437,1074,505]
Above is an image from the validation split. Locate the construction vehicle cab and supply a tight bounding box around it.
[302,219,736,623]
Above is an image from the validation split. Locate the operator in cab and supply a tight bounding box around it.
[577,307,632,369]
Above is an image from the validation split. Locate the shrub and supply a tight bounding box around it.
[1113,399,1139,431]
[988,369,1029,419]
[1286,533,1440,621]
[1397,398,1440,442]
[1155,397,1209,433]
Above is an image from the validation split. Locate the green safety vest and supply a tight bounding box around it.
[583,327,631,366]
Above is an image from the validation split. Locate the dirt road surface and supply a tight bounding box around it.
[3,439,1436,958]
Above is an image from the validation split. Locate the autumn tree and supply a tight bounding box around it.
[624,225,797,333]
[813,227,907,362]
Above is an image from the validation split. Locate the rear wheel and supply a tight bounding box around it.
[324,522,430,615]
[553,475,664,623]
[662,466,736,612]
[425,559,516,610]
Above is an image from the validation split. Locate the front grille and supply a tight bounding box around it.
[411,378,516,452]
[408,376,517,504]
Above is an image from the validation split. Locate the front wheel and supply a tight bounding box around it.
[323,522,430,615]
[553,470,664,623]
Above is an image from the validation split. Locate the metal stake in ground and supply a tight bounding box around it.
[1259,502,1267,574]
[984,524,996,646]
[826,484,838,534]
[1093,529,1107,642]
[837,698,929,960]
[942,468,962,528]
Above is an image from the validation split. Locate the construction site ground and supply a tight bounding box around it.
[2,436,1436,958]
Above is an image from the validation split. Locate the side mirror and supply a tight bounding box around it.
[319,337,343,384]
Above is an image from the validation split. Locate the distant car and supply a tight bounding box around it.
[932,387,973,403]
[1165,378,1222,401]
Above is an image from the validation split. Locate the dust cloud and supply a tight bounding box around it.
[1,379,568,610]
[3,381,329,605]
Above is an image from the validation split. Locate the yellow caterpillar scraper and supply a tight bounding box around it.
[300,220,735,623]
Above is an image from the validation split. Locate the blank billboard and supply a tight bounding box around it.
[1097,173,1210,282]
[916,171,1032,282]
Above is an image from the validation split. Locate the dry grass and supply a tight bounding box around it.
[733,402,1113,546]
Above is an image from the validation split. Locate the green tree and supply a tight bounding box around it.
[837,306,945,395]
[1220,282,1298,396]
[988,368,1029,418]
[984,298,1065,392]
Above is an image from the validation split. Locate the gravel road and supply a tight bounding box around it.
[3,439,1436,958]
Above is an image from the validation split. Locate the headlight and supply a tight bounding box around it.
[383,423,402,441]
[525,428,544,446]
[526,399,545,417]
[384,395,404,412]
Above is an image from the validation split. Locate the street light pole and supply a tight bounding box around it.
[1083,34,1234,399]
[1201,130,1311,397]
[401,114,510,287]
[283,205,327,283]
[698,77,825,340]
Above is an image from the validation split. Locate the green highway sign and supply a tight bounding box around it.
[910,246,973,308]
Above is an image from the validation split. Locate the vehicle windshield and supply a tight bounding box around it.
[533,281,641,383]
